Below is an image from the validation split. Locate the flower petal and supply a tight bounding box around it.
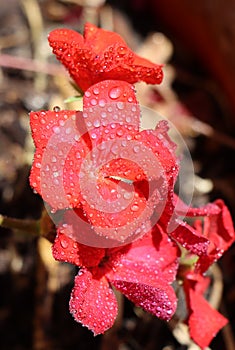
[112,279,176,320]
[69,269,118,335]
[30,110,90,209]
[186,286,227,349]
[48,23,163,91]
[170,220,209,256]
[108,229,179,320]
[196,199,235,273]
[52,230,105,267]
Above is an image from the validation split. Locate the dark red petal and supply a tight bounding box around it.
[113,279,176,321]
[108,229,179,320]
[196,199,235,273]
[186,287,227,349]
[170,220,209,256]
[69,269,118,335]
[109,227,179,283]
[52,230,105,267]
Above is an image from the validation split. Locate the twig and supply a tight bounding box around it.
[0,54,65,76]
[0,214,40,235]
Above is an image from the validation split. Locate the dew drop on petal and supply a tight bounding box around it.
[75,151,81,159]
[53,106,61,112]
[133,145,140,153]
[93,87,100,95]
[51,156,57,163]
[90,98,97,106]
[53,126,60,134]
[98,99,106,107]
[60,238,68,249]
[117,102,124,110]
[93,120,101,128]
[85,91,91,97]
[108,86,122,99]
[131,204,139,212]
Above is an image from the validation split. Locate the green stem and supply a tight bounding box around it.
[0,214,40,235]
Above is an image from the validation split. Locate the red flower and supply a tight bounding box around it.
[177,198,235,348]
[48,22,163,91]
[52,222,180,334]
[175,197,235,273]
[183,271,227,349]
[30,80,178,245]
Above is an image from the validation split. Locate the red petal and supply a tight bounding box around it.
[139,120,179,185]
[69,269,118,335]
[186,287,227,349]
[108,229,179,320]
[48,23,163,91]
[173,194,221,217]
[196,199,235,273]
[109,226,179,283]
[52,230,105,267]
[112,279,176,321]
[30,110,90,209]
[170,220,209,256]
[84,22,127,52]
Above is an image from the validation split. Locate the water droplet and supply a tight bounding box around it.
[117,46,128,55]
[53,106,61,112]
[75,151,81,159]
[101,111,107,118]
[123,192,132,200]
[109,86,122,99]
[35,162,41,168]
[65,127,72,134]
[133,145,140,153]
[85,91,91,98]
[60,238,68,249]
[116,128,124,136]
[91,133,97,139]
[93,87,99,95]
[98,99,106,107]
[51,156,57,163]
[131,204,139,212]
[90,98,97,106]
[53,126,60,134]
[93,120,100,127]
[117,101,124,110]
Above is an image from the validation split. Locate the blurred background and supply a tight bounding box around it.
[1,1,235,349]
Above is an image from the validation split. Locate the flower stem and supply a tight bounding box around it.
[0,214,40,235]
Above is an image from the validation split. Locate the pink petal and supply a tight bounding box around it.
[69,269,118,335]
[108,229,179,320]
